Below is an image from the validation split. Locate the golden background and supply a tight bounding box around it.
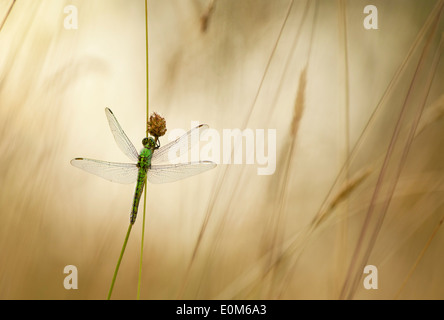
[0,0,443,299]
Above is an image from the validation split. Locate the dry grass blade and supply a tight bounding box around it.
[312,167,372,229]
[266,0,311,120]
[394,215,444,299]
[290,68,306,137]
[200,0,216,33]
[415,94,444,137]
[0,0,15,33]
[336,0,351,292]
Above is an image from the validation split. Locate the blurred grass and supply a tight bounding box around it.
[0,0,443,299]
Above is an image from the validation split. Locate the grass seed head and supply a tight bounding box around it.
[147,112,167,138]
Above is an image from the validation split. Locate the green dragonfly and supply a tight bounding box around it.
[71,108,216,224]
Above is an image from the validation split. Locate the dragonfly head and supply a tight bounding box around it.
[142,137,156,149]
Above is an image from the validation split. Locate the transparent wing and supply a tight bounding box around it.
[71,158,139,184]
[151,124,209,164]
[147,161,216,184]
[105,108,140,162]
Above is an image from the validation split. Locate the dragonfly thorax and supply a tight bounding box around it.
[138,147,153,170]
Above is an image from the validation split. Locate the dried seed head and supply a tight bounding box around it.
[147,112,167,138]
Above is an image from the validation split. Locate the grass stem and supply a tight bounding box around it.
[145,0,149,137]
[107,223,133,300]
[137,0,150,300]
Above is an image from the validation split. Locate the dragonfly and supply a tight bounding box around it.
[71,108,216,224]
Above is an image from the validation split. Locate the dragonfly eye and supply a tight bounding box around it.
[142,137,149,146]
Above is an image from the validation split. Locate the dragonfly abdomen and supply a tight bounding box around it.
[130,169,147,224]
[130,148,152,224]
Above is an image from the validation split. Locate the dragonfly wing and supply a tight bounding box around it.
[105,108,140,162]
[147,161,216,184]
[71,158,139,184]
[151,124,209,164]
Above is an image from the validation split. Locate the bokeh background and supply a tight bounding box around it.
[0,0,443,299]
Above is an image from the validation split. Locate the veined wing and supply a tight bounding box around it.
[71,158,139,184]
[151,124,209,164]
[147,161,216,184]
[105,108,139,162]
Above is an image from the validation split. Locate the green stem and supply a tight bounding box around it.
[145,0,149,136]
[107,223,133,300]
[137,0,149,300]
